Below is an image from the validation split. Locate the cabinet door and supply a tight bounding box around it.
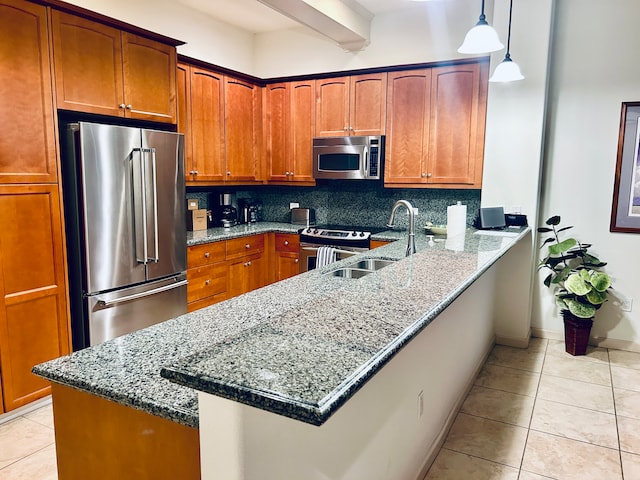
[246,253,267,293]
[176,63,192,179]
[290,81,315,182]
[276,253,299,281]
[266,83,290,181]
[384,70,431,185]
[122,33,176,123]
[0,0,58,184]
[190,68,225,182]
[51,11,124,118]
[427,64,487,187]
[0,186,70,411]
[315,77,349,137]
[225,77,259,181]
[350,73,387,136]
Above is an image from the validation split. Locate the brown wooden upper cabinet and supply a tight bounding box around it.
[178,64,225,182]
[265,81,315,183]
[51,11,177,123]
[384,63,488,188]
[315,73,387,137]
[0,0,58,184]
[225,77,261,182]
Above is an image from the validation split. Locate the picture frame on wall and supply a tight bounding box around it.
[611,101,640,233]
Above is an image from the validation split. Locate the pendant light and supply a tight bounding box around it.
[458,0,504,54]
[489,0,524,82]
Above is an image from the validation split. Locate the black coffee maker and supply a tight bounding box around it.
[217,193,237,228]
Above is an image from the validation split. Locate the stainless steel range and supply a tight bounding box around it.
[298,224,385,272]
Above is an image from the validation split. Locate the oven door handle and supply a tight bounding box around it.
[301,246,359,256]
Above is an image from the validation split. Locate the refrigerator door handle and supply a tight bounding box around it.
[96,279,188,307]
[149,148,159,263]
[132,147,149,265]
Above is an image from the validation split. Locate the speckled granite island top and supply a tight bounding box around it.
[34,225,529,428]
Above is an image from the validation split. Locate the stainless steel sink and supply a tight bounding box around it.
[351,259,396,271]
[329,268,373,279]
[326,258,397,279]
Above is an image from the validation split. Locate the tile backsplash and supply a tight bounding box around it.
[187,181,480,229]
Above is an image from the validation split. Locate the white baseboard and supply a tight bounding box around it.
[414,337,495,480]
[531,328,640,353]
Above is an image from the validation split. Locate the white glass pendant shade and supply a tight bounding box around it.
[458,22,504,54]
[489,54,524,82]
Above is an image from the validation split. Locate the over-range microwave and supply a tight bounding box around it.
[312,135,384,180]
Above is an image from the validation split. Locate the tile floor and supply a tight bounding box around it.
[425,338,640,479]
[2,339,640,479]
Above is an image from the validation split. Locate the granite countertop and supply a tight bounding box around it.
[186,222,302,246]
[34,225,530,429]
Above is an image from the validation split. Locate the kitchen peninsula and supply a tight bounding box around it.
[34,225,530,480]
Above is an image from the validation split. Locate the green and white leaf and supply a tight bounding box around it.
[590,271,611,292]
[564,299,596,319]
[564,273,592,296]
[586,289,608,305]
[548,238,577,255]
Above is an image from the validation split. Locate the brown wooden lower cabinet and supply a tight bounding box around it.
[51,383,200,480]
[227,252,267,298]
[274,233,300,281]
[0,185,70,411]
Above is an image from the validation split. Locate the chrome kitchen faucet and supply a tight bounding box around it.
[387,200,417,257]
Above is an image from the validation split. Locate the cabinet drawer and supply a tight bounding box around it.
[226,234,264,260]
[275,233,299,253]
[187,264,227,303]
[187,241,225,268]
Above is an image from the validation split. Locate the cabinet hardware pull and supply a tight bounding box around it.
[284,241,289,246]
[294,259,299,263]
[205,279,210,285]
[119,103,126,109]
[194,170,199,175]
[290,172,294,176]
[421,173,426,177]
[285,171,290,175]
[126,104,132,110]
[204,252,210,258]
[245,244,250,249]
[247,261,252,266]
[427,173,432,177]
[226,171,231,175]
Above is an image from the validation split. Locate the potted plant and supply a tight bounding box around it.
[537,215,612,355]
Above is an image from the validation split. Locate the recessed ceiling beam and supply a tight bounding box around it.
[257,0,373,51]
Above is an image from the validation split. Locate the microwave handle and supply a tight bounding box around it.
[363,145,369,176]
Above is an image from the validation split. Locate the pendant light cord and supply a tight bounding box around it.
[505,0,513,58]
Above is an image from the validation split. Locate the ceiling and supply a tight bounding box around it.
[175,0,435,34]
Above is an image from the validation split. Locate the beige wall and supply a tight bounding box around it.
[536,0,640,349]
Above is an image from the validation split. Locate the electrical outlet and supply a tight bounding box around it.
[417,390,424,418]
[289,202,299,209]
[622,298,633,312]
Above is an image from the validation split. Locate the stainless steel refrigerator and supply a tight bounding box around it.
[62,122,187,350]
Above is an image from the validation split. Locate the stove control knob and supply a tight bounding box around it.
[351,231,357,236]
[305,228,312,233]
[313,229,319,234]
[359,232,365,237]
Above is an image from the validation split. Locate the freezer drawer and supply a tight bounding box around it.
[86,275,187,346]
